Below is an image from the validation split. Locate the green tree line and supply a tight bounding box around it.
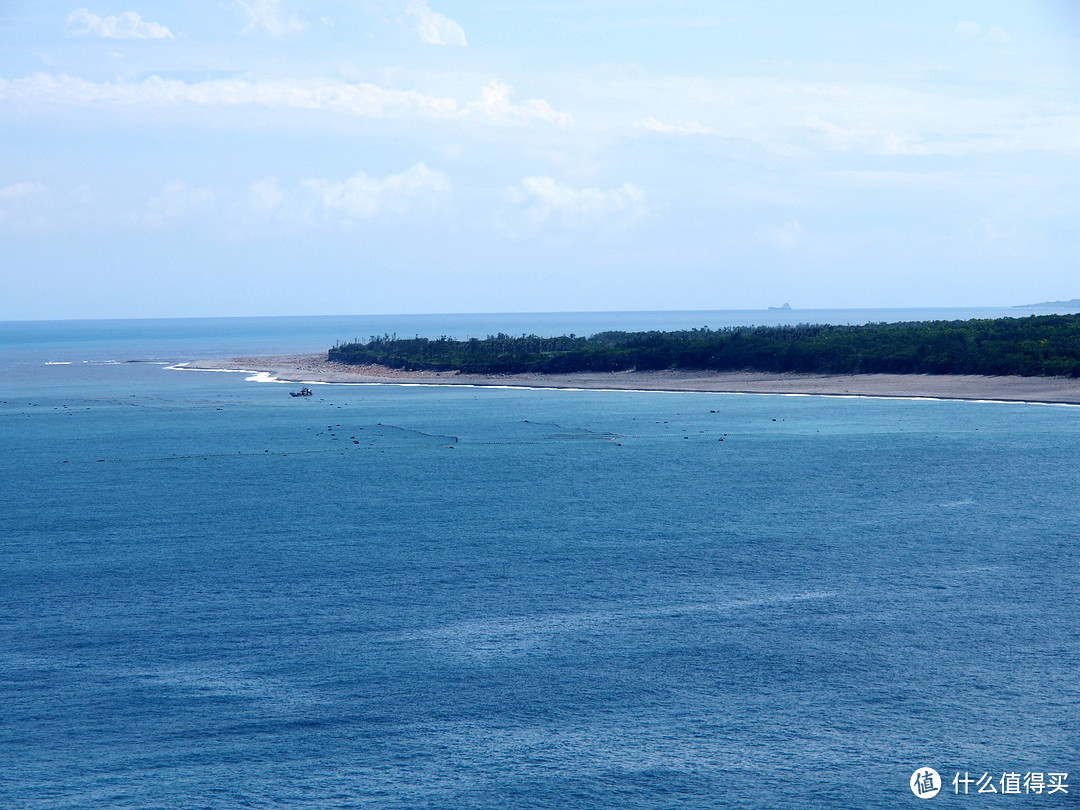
[328,314,1080,377]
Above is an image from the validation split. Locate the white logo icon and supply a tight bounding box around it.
[911,768,941,799]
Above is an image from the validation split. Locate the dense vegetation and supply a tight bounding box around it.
[329,314,1080,377]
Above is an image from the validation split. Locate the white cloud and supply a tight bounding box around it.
[981,217,1002,242]
[0,74,571,128]
[820,170,965,192]
[957,21,980,39]
[640,116,712,135]
[800,115,969,157]
[801,115,888,152]
[0,182,50,230]
[507,177,645,227]
[236,0,307,36]
[545,66,1079,158]
[70,185,94,206]
[0,181,47,203]
[0,73,459,118]
[132,180,215,226]
[768,218,803,249]
[0,181,107,232]
[65,8,173,39]
[302,163,449,219]
[466,80,572,125]
[250,178,284,211]
[406,1,466,46]
[957,21,1012,44]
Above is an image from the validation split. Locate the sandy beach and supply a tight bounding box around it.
[177,354,1080,404]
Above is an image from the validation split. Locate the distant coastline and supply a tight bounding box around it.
[178,354,1080,405]
[1015,298,1080,309]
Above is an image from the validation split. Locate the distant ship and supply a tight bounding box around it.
[768,302,792,311]
[289,387,313,397]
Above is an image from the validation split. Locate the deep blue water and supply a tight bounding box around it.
[1,314,1078,808]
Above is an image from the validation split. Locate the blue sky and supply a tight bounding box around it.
[1,1,1077,319]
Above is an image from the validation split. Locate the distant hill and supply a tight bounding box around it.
[1016,298,1080,309]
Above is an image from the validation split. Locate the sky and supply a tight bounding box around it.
[0,1,1077,319]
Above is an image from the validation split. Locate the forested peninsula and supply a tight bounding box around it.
[328,314,1080,378]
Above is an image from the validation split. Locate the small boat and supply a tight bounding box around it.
[289,387,313,397]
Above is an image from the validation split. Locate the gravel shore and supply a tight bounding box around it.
[176,354,1080,404]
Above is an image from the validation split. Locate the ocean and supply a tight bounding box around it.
[1,311,1077,808]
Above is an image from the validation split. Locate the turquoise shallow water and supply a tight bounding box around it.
[1,316,1078,808]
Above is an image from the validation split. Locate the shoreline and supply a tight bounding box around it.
[175,354,1080,405]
